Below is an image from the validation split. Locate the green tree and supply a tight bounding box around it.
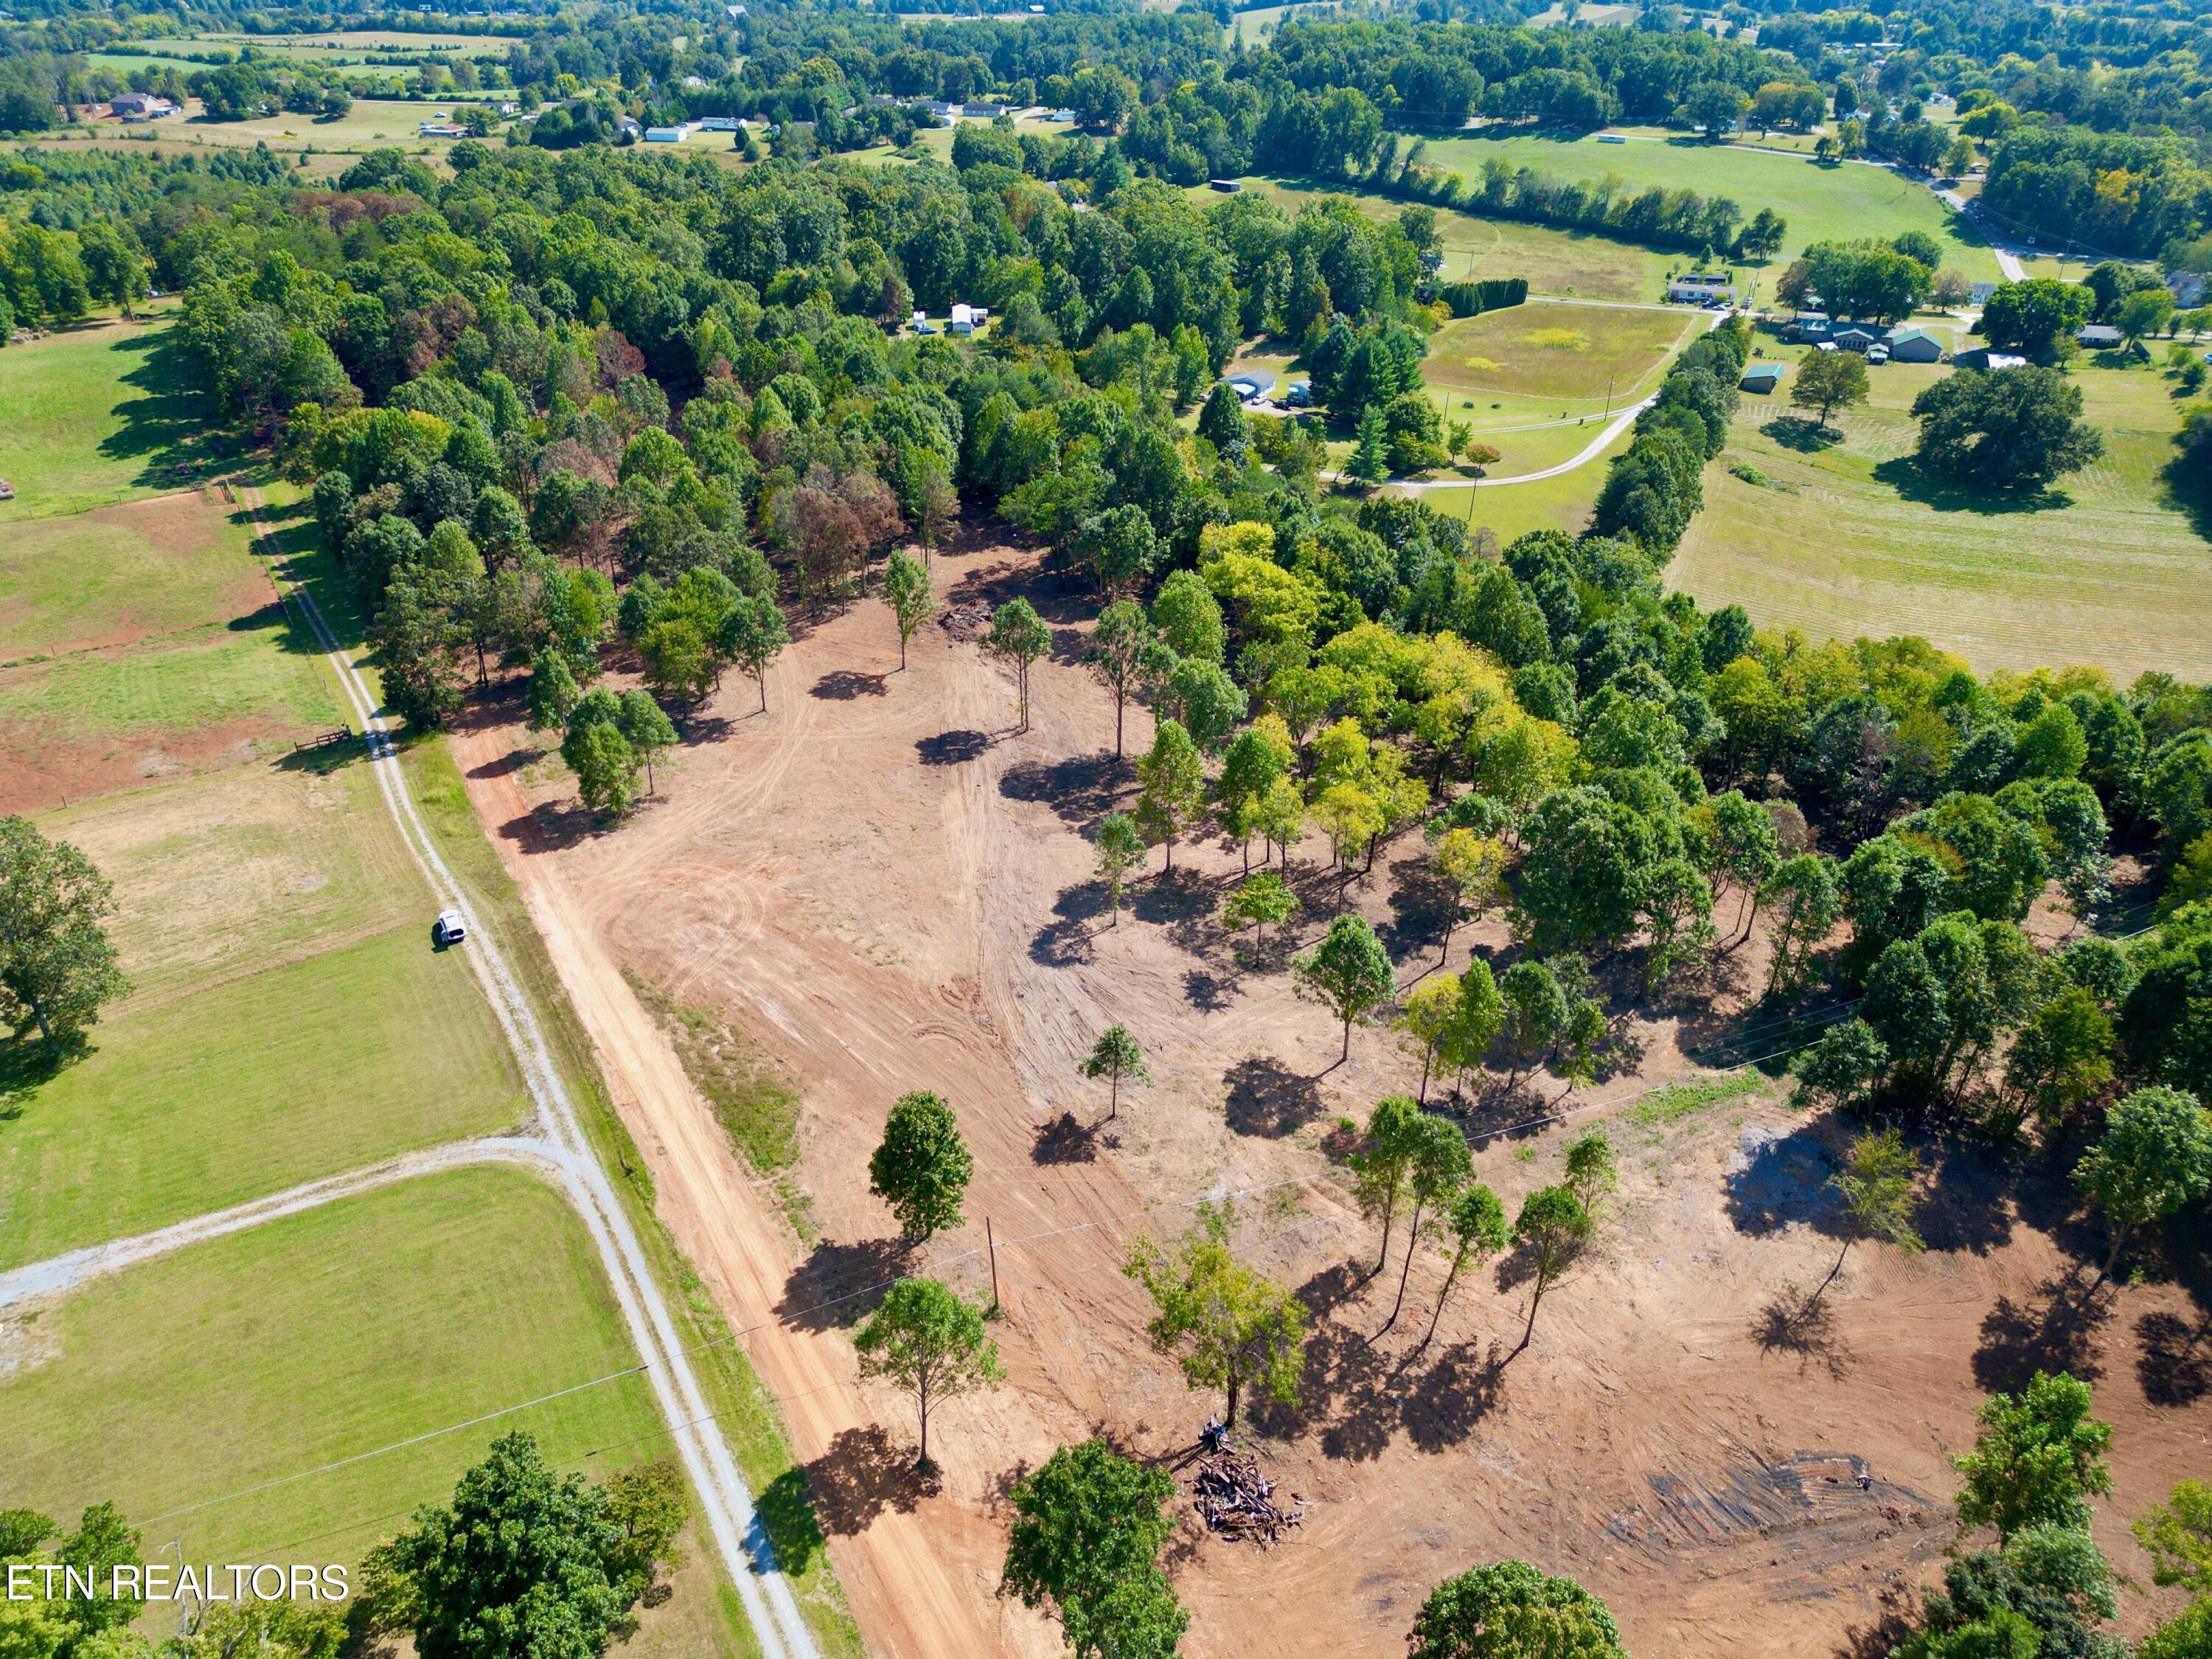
[1294,912,1397,1062]
[1221,868,1301,950]
[1408,1559,1626,1659]
[1514,787,1660,953]
[1152,569,1225,664]
[1085,600,1164,759]
[1638,858,1716,992]
[1498,959,1569,1089]
[1070,505,1159,599]
[1135,718,1206,874]
[1509,1184,1593,1358]
[1563,1130,1616,1213]
[1764,853,1841,995]
[0,817,128,1051]
[1080,1023,1151,1121]
[1418,1182,1511,1350]
[1094,810,1147,927]
[2074,1085,2212,1283]
[1790,349,1870,432]
[854,1277,1004,1472]
[2136,1478,2212,1593]
[1377,1112,1472,1339]
[1809,1127,1923,1305]
[527,650,581,733]
[1952,1371,2114,1541]
[987,597,1051,732]
[719,593,789,712]
[1196,380,1250,460]
[616,689,677,796]
[869,1090,973,1241]
[883,548,935,671]
[1397,975,1464,1104]
[1123,1201,1305,1426]
[1352,1094,1424,1273]
[1980,279,2093,358]
[376,1431,669,1659]
[75,220,145,318]
[1432,829,1509,964]
[1910,366,2104,490]
[563,717,641,818]
[1001,1440,1186,1659]
[1350,404,1391,484]
[173,1599,347,1659]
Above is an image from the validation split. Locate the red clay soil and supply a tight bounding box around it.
[453,536,2211,1658]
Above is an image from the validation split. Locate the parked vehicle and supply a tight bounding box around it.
[434,908,467,946]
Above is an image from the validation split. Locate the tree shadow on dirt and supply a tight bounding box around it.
[1222,1056,1324,1138]
[811,669,888,700]
[2137,1310,2212,1407]
[495,799,605,853]
[1972,1275,2110,1392]
[464,742,543,781]
[999,752,1127,830]
[916,729,989,766]
[789,1425,929,1538]
[775,1237,917,1332]
[1031,878,1111,967]
[1402,1339,1508,1453]
[1380,851,1453,964]
[1133,870,1219,933]
[1752,1292,1854,1380]
[1184,968,1235,1013]
[1033,1112,1102,1164]
[1723,1124,1842,1237]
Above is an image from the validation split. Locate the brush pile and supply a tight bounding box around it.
[938,600,995,641]
[1191,1448,1305,1546]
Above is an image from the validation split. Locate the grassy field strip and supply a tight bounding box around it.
[0,1134,540,1308]
[245,484,821,1659]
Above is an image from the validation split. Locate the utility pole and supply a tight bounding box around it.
[986,1215,1002,1314]
[1603,375,1614,419]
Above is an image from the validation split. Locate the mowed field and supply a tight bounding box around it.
[0,1166,753,1659]
[1423,132,2003,285]
[1427,298,1695,403]
[0,319,215,521]
[1671,355,2212,679]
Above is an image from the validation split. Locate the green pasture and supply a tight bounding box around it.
[1670,358,2212,680]
[0,923,528,1270]
[0,1169,711,1610]
[1422,132,2001,284]
[0,617,340,745]
[1411,411,1638,540]
[1427,299,1694,403]
[0,495,268,662]
[0,322,215,521]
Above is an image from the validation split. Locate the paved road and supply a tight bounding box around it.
[0,488,825,1659]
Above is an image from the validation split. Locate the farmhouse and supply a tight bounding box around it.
[1830,324,1880,352]
[110,92,176,120]
[419,120,466,138]
[1225,369,1276,400]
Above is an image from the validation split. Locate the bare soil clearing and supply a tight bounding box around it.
[456,538,2210,1657]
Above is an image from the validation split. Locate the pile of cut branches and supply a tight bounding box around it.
[1191,1448,1304,1547]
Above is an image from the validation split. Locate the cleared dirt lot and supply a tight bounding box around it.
[456,535,2210,1658]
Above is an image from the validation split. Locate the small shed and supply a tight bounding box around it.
[645,126,684,142]
[1885,327,1943,363]
[1954,348,2025,371]
[1208,178,1243,192]
[2077,324,2123,349]
[1739,363,1785,394]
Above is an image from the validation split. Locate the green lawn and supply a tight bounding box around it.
[1670,358,2212,680]
[0,925,529,1270]
[1413,410,1640,541]
[0,615,338,744]
[0,321,216,521]
[0,1168,678,1582]
[1422,132,2001,285]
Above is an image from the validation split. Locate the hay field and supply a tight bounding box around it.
[0,321,215,521]
[1427,299,1696,403]
[1670,359,2212,679]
